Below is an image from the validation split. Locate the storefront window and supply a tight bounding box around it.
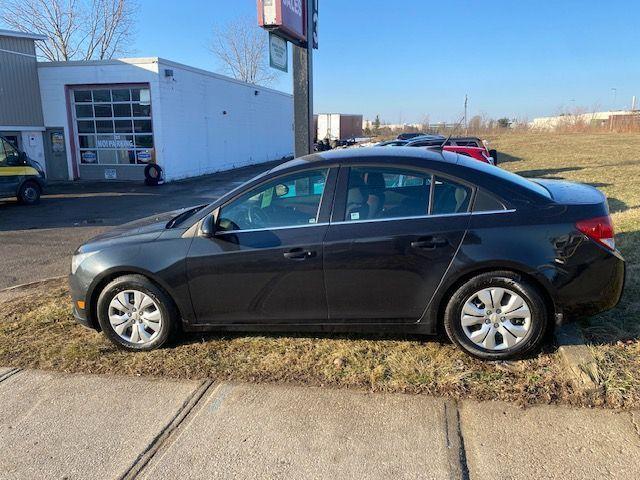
[73,86,153,165]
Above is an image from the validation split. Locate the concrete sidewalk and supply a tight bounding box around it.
[0,368,639,480]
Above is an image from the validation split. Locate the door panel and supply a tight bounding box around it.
[323,215,470,322]
[186,167,337,325]
[186,225,328,324]
[44,128,69,181]
[0,138,20,196]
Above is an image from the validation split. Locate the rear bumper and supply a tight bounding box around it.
[554,245,625,321]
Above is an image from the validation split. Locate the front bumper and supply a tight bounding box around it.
[68,273,99,331]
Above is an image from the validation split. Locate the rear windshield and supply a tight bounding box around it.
[458,156,552,199]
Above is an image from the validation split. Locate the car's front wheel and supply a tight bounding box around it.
[443,271,549,360]
[17,181,41,205]
[96,274,178,351]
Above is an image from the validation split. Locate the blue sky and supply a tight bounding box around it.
[133,0,639,123]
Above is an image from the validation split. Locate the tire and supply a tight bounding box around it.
[96,274,178,351]
[443,271,549,360]
[17,181,41,205]
[144,163,163,186]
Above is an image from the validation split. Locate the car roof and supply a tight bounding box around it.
[270,146,459,173]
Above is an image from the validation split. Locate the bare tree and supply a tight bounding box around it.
[0,0,137,61]
[209,17,277,86]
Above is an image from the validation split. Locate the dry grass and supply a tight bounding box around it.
[1,132,638,408]
[490,132,640,408]
[0,279,580,406]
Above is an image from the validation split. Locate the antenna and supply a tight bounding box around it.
[438,115,466,149]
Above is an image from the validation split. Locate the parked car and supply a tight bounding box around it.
[396,132,426,140]
[374,140,409,147]
[449,136,499,164]
[0,135,46,205]
[69,148,625,360]
[405,137,497,165]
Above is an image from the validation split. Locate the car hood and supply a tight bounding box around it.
[87,208,190,244]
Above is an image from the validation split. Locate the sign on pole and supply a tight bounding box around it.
[269,32,288,72]
[258,0,306,45]
[258,0,317,156]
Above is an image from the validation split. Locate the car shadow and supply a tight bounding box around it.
[515,166,583,178]
[177,329,440,348]
[495,152,523,164]
[176,327,558,361]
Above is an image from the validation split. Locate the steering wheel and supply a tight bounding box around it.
[247,206,269,228]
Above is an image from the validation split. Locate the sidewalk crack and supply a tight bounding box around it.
[444,401,470,480]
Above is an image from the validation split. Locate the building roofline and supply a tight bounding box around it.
[37,56,293,98]
[0,29,47,41]
[157,57,292,98]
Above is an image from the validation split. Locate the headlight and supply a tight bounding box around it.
[71,251,99,275]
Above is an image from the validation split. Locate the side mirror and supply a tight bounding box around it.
[199,213,217,237]
[489,149,498,165]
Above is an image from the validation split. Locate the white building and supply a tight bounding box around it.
[530,111,636,130]
[1,30,294,182]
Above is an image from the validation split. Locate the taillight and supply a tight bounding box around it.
[576,216,615,251]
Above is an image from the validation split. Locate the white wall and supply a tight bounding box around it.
[38,58,161,180]
[156,59,293,181]
[20,131,45,170]
[38,57,293,182]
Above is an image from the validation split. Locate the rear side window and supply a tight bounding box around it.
[431,177,472,215]
[473,190,506,212]
[345,167,431,221]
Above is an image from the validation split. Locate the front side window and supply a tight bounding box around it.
[345,167,431,221]
[218,169,329,231]
[0,139,20,167]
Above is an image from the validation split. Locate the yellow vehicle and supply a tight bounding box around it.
[0,136,46,205]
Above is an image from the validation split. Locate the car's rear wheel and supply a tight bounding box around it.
[17,181,41,205]
[96,274,178,351]
[443,271,549,360]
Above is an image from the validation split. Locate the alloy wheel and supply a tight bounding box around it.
[460,287,532,351]
[108,290,162,344]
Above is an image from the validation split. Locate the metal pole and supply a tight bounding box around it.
[293,0,314,157]
[464,94,468,135]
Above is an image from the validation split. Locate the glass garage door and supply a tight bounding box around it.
[72,86,154,166]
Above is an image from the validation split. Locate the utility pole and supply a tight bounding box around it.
[258,0,318,157]
[293,0,316,157]
[464,94,468,135]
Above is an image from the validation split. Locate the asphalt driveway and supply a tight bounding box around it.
[0,162,279,289]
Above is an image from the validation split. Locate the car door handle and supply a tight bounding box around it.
[283,248,316,260]
[411,237,449,249]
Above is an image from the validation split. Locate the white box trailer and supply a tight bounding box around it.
[316,113,363,141]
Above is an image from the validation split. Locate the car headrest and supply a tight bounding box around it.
[364,172,385,189]
[347,186,366,204]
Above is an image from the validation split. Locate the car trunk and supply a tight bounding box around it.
[533,178,612,224]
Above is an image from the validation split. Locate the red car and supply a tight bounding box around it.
[404,136,498,165]
[442,145,496,165]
